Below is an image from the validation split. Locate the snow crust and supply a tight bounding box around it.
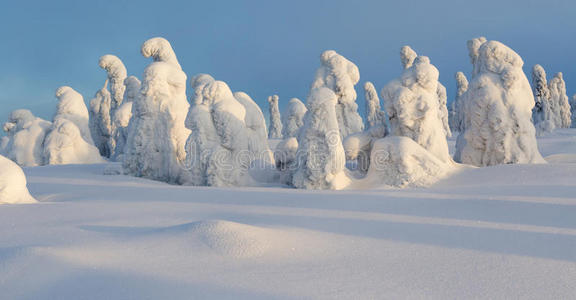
[455,39,545,166]
[1,110,51,166]
[123,37,190,184]
[311,50,364,138]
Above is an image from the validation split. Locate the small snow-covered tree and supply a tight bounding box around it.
[89,80,113,157]
[531,65,555,133]
[54,86,94,145]
[123,37,191,184]
[381,56,451,163]
[43,118,105,165]
[292,87,349,190]
[1,109,51,166]
[282,98,307,138]
[400,46,417,69]
[549,72,571,128]
[184,79,250,187]
[99,55,127,111]
[235,91,274,165]
[454,39,545,166]
[111,76,141,161]
[311,50,364,138]
[449,71,469,132]
[267,95,283,138]
[364,81,385,129]
[437,82,452,137]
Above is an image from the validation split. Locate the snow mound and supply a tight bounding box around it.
[361,136,453,188]
[0,155,36,204]
[162,220,273,258]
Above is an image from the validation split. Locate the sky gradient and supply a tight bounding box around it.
[1,0,575,123]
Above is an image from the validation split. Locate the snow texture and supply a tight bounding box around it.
[184,79,250,187]
[89,80,113,157]
[449,71,469,132]
[292,87,350,190]
[53,86,94,145]
[381,55,451,163]
[267,95,283,139]
[455,39,545,166]
[1,110,51,166]
[111,76,141,161]
[549,72,571,128]
[0,154,36,204]
[311,50,364,138]
[282,98,307,138]
[123,37,191,184]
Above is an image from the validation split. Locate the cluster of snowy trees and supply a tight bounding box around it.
[3,36,569,191]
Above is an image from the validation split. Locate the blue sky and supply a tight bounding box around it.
[0,0,575,122]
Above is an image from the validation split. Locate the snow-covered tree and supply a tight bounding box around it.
[549,72,571,128]
[282,98,307,138]
[1,109,51,166]
[99,55,127,111]
[571,94,576,128]
[184,79,250,187]
[381,56,451,163]
[235,91,274,165]
[111,76,141,161]
[467,36,487,76]
[364,82,385,129]
[449,71,469,132]
[311,50,364,138]
[54,86,94,145]
[123,37,191,184]
[437,82,452,137]
[89,80,113,157]
[0,154,36,204]
[267,95,283,139]
[292,87,350,190]
[400,45,417,69]
[43,118,105,165]
[530,65,555,133]
[454,39,545,166]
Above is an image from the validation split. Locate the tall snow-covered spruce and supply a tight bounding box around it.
[267,95,283,139]
[454,39,545,166]
[531,64,554,133]
[311,50,364,138]
[111,76,141,161]
[89,80,113,157]
[123,37,190,184]
[549,72,571,128]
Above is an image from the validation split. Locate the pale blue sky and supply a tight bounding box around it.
[0,0,574,122]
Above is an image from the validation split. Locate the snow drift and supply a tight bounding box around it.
[455,39,545,166]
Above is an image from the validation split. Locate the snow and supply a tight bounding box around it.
[98,55,127,111]
[455,40,545,166]
[89,80,113,157]
[531,64,555,134]
[53,86,94,145]
[571,94,576,128]
[267,95,283,139]
[123,37,190,184]
[2,130,576,298]
[549,72,571,128]
[449,71,469,132]
[234,91,274,165]
[0,154,36,204]
[311,50,364,138]
[281,97,307,138]
[43,119,105,165]
[110,76,140,161]
[1,109,51,166]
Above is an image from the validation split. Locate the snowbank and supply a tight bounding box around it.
[1,109,51,166]
[123,37,190,184]
[455,39,545,166]
[311,50,364,138]
[0,155,36,204]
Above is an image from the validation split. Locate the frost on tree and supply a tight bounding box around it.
[235,91,274,165]
[184,79,250,187]
[89,80,113,157]
[454,39,545,166]
[0,154,36,204]
[267,95,283,139]
[43,119,105,165]
[381,56,451,163]
[292,87,350,190]
[549,72,571,128]
[449,71,469,132]
[311,50,364,138]
[282,98,307,138]
[343,81,388,174]
[111,76,141,161]
[53,86,94,145]
[1,109,51,166]
[530,65,554,133]
[123,37,191,184]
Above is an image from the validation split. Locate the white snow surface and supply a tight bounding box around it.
[455,40,545,166]
[1,109,51,166]
[2,130,576,298]
[0,154,36,204]
[123,37,190,184]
